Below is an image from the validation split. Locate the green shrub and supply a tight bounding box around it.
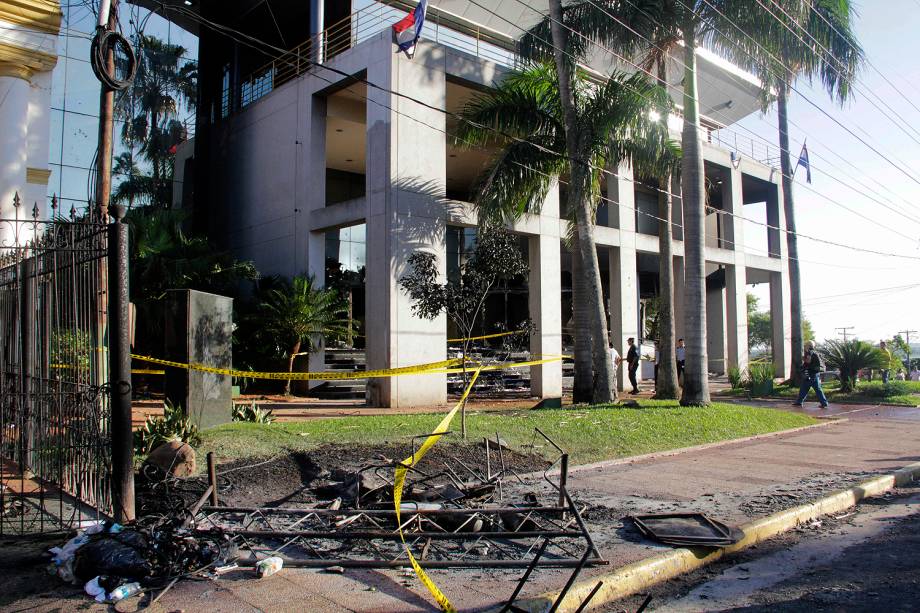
[728,365,744,390]
[856,380,919,398]
[232,402,275,424]
[820,340,885,393]
[747,361,775,387]
[134,400,201,455]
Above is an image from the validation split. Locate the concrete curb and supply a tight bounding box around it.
[511,460,920,612]
[528,418,842,480]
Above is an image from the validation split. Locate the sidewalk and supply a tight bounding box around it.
[11,403,919,612]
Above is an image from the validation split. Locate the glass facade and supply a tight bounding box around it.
[47,4,198,214]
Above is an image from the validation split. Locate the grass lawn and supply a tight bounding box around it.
[195,400,817,467]
[718,379,920,407]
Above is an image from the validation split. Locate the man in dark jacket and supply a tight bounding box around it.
[626,337,640,394]
[793,341,829,409]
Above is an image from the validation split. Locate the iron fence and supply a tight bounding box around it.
[0,195,113,535]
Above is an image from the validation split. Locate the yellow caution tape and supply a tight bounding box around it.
[131,354,462,381]
[393,366,482,612]
[131,369,165,375]
[447,329,526,343]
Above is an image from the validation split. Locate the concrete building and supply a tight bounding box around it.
[158,0,792,407]
[0,0,60,240]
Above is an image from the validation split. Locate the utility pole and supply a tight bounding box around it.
[835,326,854,342]
[899,329,918,372]
[95,0,117,219]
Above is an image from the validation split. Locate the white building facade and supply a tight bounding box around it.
[184,1,792,407]
[0,1,60,238]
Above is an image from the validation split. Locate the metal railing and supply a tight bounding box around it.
[239,1,518,109]
[710,128,780,167]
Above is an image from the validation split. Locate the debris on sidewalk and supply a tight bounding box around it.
[630,512,743,547]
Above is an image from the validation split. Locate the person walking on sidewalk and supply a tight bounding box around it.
[626,337,640,394]
[794,341,829,409]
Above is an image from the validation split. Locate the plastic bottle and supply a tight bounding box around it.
[256,556,283,578]
[108,582,142,602]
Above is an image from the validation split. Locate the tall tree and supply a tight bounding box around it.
[117,35,198,208]
[454,63,677,404]
[523,0,786,405]
[726,0,862,385]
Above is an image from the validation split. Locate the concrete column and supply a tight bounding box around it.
[529,185,562,401]
[364,43,447,407]
[608,162,638,391]
[305,92,328,381]
[770,270,791,378]
[673,256,685,340]
[722,167,749,372]
[0,73,31,240]
[25,71,52,215]
[706,283,727,374]
[766,182,791,377]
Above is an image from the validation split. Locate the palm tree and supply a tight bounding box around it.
[523,0,784,405]
[819,339,883,393]
[454,63,677,404]
[112,152,153,208]
[726,0,862,385]
[259,275,347,395]
[117,35,197,208]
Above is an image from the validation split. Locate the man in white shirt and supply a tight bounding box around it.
[675,338,686,384]
[609,342,622,390]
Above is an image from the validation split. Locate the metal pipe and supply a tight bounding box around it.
[573,581,604,613]
[231,556,603,570]
[201,505,567,515]
[207,452,218,506]
[195,528,583,541]
[500,538,549,613]
[108,205,134,523]
[309,0,325,63]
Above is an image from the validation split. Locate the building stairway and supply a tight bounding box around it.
[310,349,366,400]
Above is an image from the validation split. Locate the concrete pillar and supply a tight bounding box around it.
[608,162,638,391]
[0,73,31,239]
[706,283,727,375]
[364,43,447,407]
[529,185,562,401]
[770,270,791,378]
[673,256,686,340]
[766,182,791,377]
[304,92,328,382]
[25,71,52,215]
[722,167,748,372]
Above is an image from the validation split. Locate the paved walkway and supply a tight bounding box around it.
[143,403,920,612]
[13,401,919,612]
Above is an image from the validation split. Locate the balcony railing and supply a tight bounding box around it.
[239,1,518,109]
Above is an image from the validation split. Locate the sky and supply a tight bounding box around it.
[734,0,920,345]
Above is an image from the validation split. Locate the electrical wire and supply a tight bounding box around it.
[692,0,920,189]
[159,2,920,263]
[484,0,920,239]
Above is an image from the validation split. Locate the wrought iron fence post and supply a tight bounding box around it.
[107,205,134,523]
[20,256,34,473]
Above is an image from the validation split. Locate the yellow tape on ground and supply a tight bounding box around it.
[131,354,461,381]
[394,366,482,612]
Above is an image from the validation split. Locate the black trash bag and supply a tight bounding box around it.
[73,530,152,583]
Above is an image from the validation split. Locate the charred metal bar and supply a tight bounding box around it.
[534,427,564,454]
[562,487,601,559]
[207,452,218,506]
[189,485,213,517]
[196,528,583,541]
[635,594,653,613]
[558,453,569,511]
[231,556,600,570]
[202,505,567,515]
[548,546,593,613]
[573,581,604,613]
[500,538,549,613]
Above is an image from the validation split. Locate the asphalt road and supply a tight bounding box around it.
[609,483,920,613]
